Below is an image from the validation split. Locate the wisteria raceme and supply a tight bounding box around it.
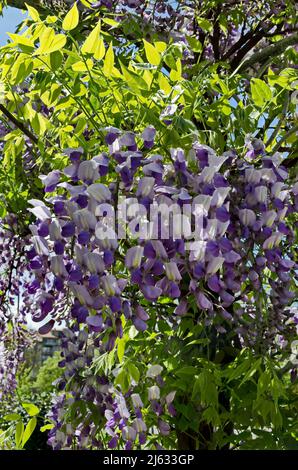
[46,324,174,449]
[0,217,36,399]
[25,125,297,448]
[27,128,298,342]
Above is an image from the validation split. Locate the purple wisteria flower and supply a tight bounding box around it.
[25,125,297,450]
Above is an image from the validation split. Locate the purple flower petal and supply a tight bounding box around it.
[38,320,55,335]
[133,317,148,332]
[196,291,212,310]
[86,315,103,332]
[141,285,162,301]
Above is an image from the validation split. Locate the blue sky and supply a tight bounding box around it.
[0,6,25,45]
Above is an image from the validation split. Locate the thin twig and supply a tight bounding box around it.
[0,103,38,144]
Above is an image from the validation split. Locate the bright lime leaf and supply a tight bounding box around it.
[40,424,54,432]
[36,28,66,55]
[80,0,93,6]
[26,3,40,21]
[196,17,213,32]
[72,59,93,72]
[15,421,24,449]
[170,59,182,81]
[117,336,126,363]
[155,41,167,53]
[8,34,34,48]
[4,413,21,421]
[251,78,272,107]
[102,18,119,28]
[62,3,79,31]
[21,417,37,447]
[103,42,114,75]
[143,39,161,66]
[81,21,101,56]
[46,34,67,55]
[94,36,105,61]
[22,403,40,417]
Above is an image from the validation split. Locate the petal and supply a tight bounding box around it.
[86,183,111,202]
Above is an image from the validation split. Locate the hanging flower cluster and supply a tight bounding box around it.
[46,324,174,449]
[27,127,297,346]
[24,123,297,448]
[0,216,36,399]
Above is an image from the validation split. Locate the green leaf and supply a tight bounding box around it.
[103,42,114,75]
[117,336,126,363]
[49,50,63,71]
[26,3,40,21]
[72,59,93,72]
[4,413,21,422]
[196,17,213,32]
[192,377,201,401]
[186,36,202,53]
[40,424,54,432]
[143,40,161,66]
[36,28,66,55]
[115,369,130,393]
[81,21,101,56]
[164,51,178,70]
[120,62,148,91]
[8,34,34,48]
[176,366,197,377]
[62,3,79,31]
[15,421,24,449]
[192,371,218,406]
[21,417,37,448]
[127,363,140,383]
[251,78,272,107]
[22,403,40,417]
[202,407,220,426]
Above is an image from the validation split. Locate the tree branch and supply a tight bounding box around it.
[230,28,269,70]
[237,32,298,73]
[0,103,38,144]
[271,124,298,155]
[6,0,72,10]
[211,6,221,61]
[7,0,44,9]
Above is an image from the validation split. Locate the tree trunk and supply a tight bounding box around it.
[177,422,213,450]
